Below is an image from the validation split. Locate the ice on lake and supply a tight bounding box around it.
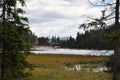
[31,47,113,56]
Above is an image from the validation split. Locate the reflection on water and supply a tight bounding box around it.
[64,64,81,71]
[64,64,107,72]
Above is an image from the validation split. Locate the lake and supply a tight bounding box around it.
[31,46,113,56]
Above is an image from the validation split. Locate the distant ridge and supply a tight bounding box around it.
[60,37,70,41]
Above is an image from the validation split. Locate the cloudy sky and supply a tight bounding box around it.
[24,0,104,38]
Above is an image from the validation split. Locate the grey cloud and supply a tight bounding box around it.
[62,0,89,6]
[29,17,56,24]
[29,11,69,24]
[63,0,75,3]
[42,11,68,19]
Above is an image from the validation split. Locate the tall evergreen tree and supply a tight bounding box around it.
[81,0,120,80]
[0,0,32,80]
[105,0,120,80]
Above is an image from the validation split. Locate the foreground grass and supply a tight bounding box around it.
[26,54,111,80]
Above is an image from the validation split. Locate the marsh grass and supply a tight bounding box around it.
[26,54,111,80]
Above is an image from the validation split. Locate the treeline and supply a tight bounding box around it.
[37,25,115,50]
[26,32,38,46]
[61,25,114,50]
[75,29,106,49]
[38,36,61,46]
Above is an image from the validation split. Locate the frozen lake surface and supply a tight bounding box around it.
[31,47,113,56]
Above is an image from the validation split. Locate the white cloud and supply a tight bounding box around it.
[23,0,103,37]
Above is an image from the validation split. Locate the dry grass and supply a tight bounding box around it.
[27,54,108,65]
[26,54,111,80]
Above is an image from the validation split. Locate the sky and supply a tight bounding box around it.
[24,0,104,38]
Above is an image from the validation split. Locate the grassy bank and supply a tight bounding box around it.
[26,54,111,80]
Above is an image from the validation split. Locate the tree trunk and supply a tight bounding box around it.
[113,73,120,80]
[113,0,120,80]
[115,0,119,31]
[1,0,6,80]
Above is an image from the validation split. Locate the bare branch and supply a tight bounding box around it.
[88,0,115,7]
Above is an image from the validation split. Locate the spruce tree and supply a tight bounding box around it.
[0,0,32,80]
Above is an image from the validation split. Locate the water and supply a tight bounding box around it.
[64,64,107,72]
[31,47,113,56]
[64,64,81,71]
